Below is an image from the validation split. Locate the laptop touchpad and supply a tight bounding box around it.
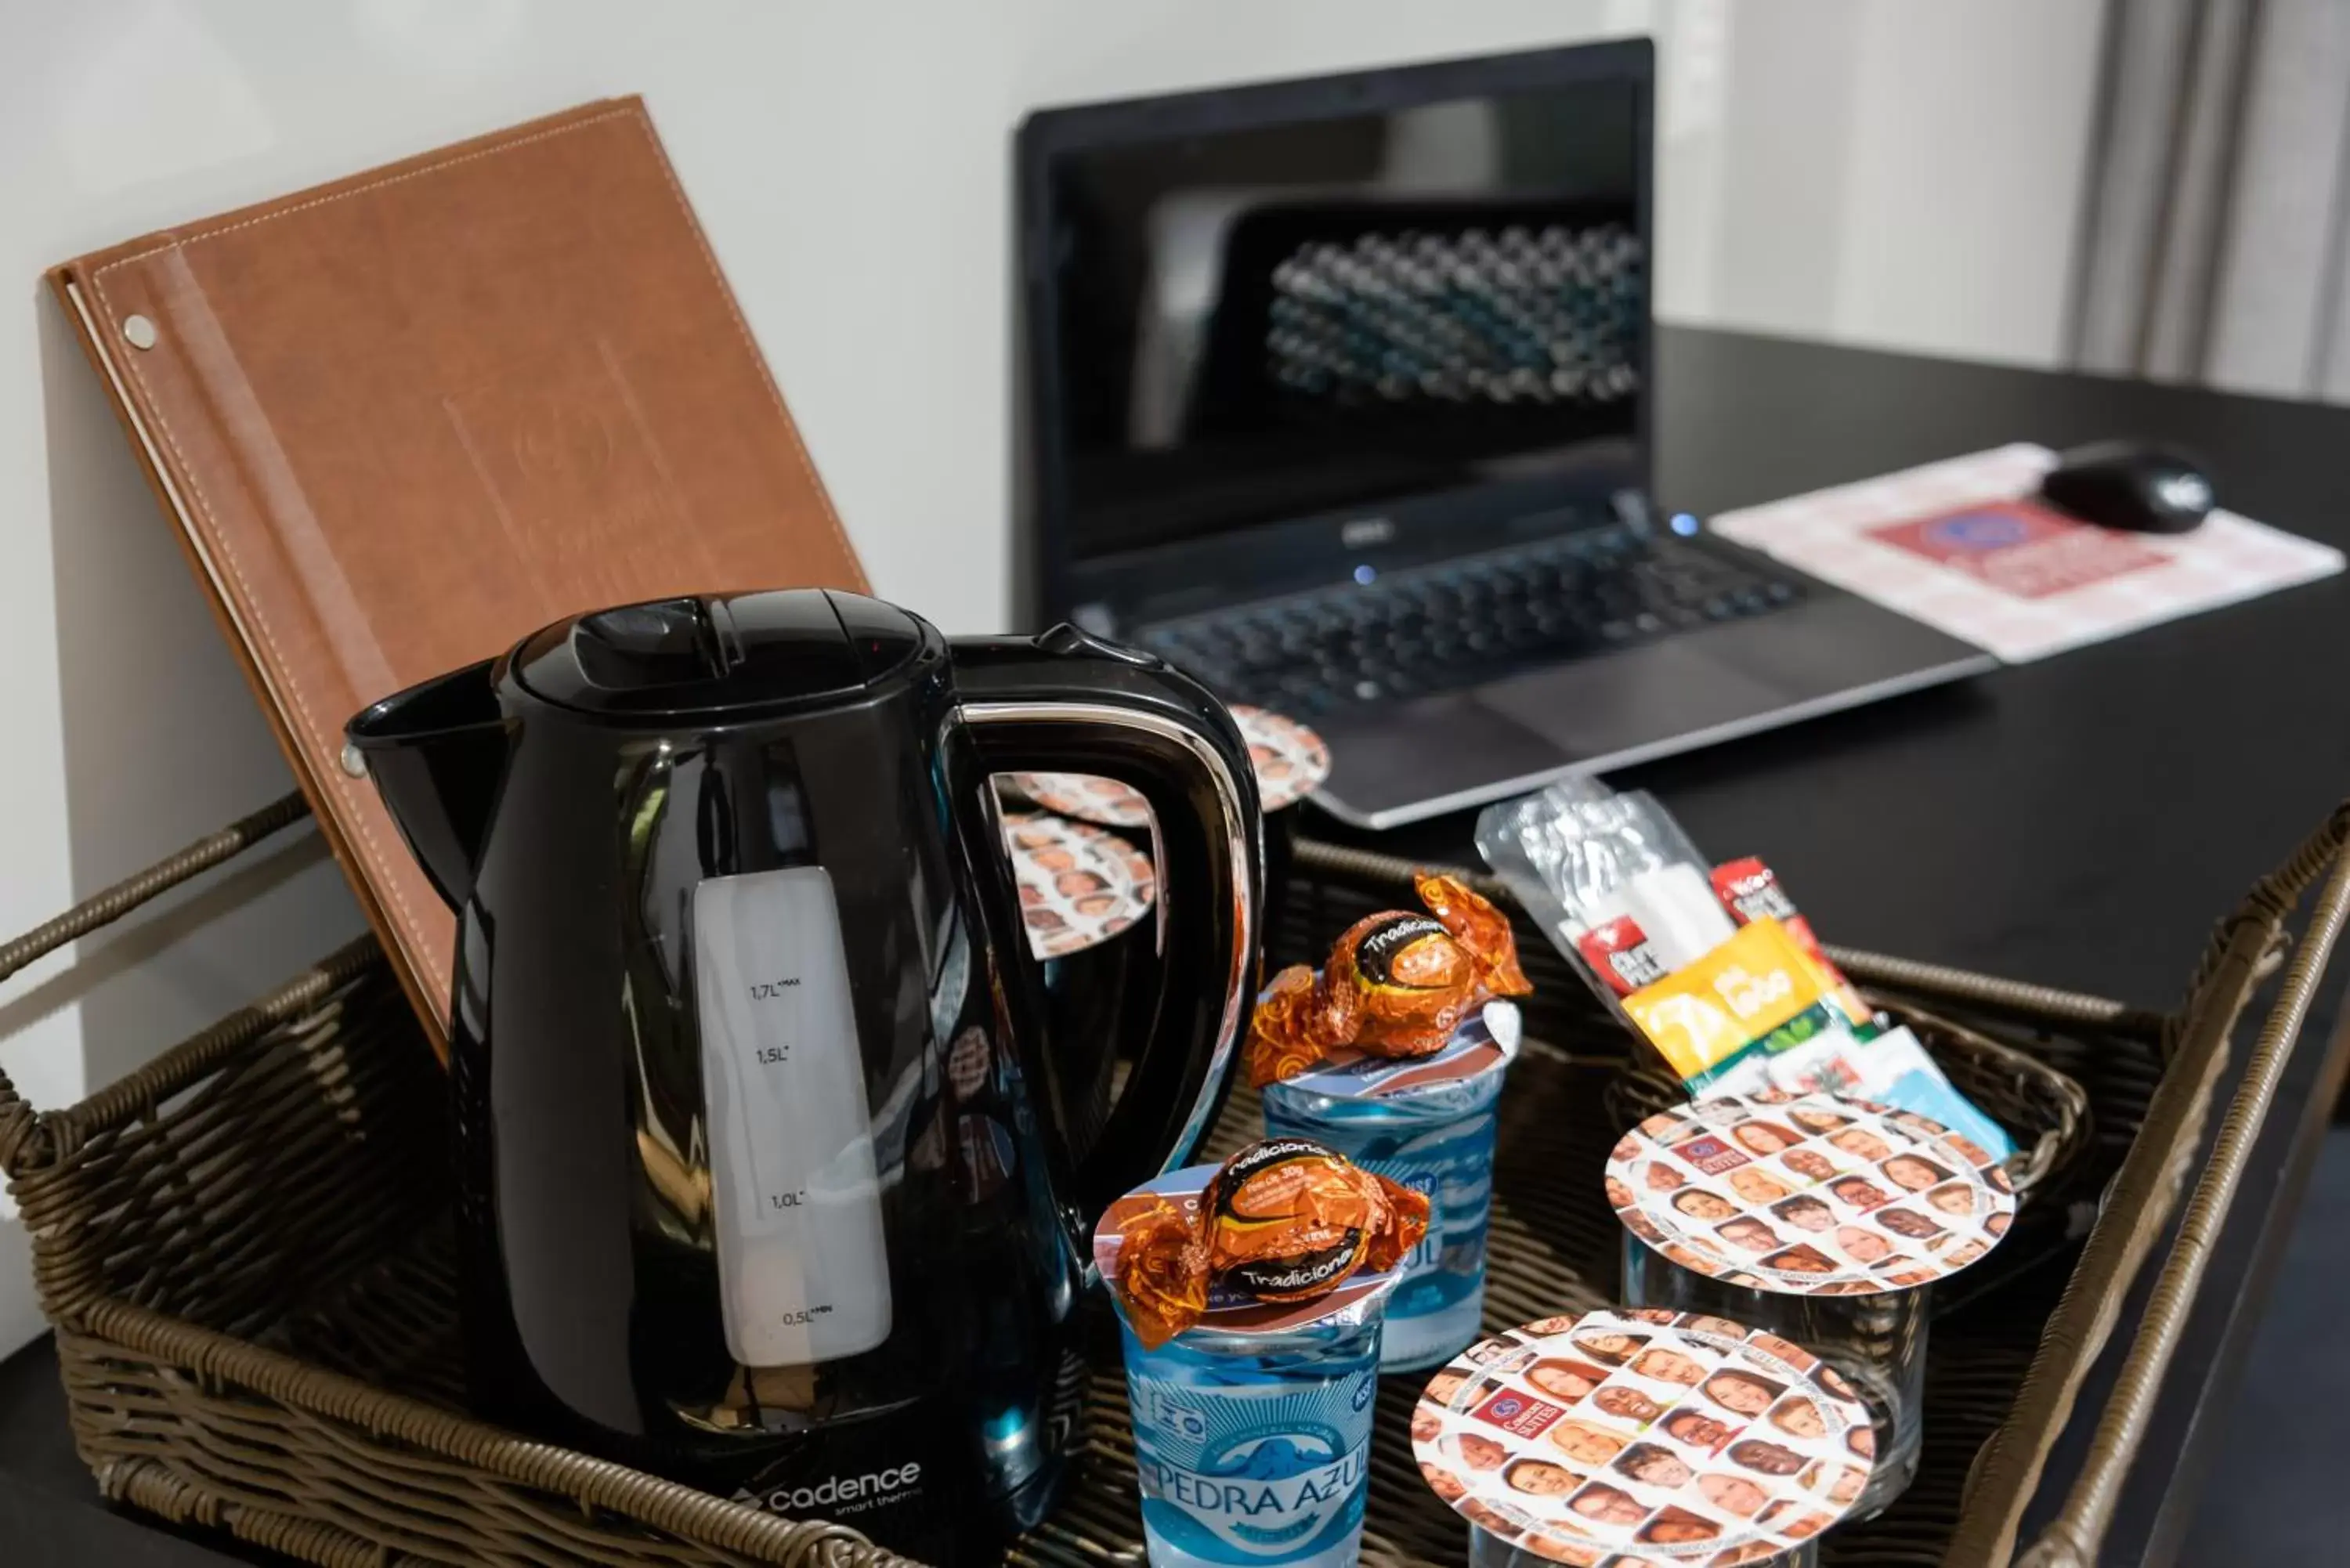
[1474,642,1790,755]
[1316,695,1570,815]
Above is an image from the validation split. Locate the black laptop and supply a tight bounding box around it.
[1014,39,1992,829]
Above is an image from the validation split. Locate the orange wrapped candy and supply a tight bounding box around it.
[1246,871,1532,1086]
[1111,1138,1429,1349]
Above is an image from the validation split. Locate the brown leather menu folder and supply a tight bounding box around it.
[52,98,870,1049]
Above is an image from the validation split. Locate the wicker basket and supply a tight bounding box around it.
[2,796,2344,1568]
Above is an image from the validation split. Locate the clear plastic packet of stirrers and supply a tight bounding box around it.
[1473,779,1733,998]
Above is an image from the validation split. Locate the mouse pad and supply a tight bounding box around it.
[1709,443,2344,663]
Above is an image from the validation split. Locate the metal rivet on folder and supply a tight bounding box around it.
[340,742,367,779]
[122,315,157,350]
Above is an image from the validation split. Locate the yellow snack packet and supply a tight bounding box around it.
[1621,917,1831,1090]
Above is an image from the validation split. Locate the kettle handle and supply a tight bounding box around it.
[945,627,1263,1216]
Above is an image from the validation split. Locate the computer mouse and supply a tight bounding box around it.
[2037,440,2215,533]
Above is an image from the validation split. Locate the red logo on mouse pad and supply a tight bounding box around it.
[1869,500,2167,599]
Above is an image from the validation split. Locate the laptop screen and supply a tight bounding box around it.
[1032,60,1647,601]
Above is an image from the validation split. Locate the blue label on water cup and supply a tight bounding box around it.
[1128,1363,1376,1563]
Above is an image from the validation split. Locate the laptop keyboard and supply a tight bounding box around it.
[1134,529,1802,716]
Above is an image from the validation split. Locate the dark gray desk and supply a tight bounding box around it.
[5,325,2347,1564]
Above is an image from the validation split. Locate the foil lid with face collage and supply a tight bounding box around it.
[1412,1309,1877,1563]
[1605,1092,2016,1296]
[1011,703,1332,825]
[999,811,1157,959]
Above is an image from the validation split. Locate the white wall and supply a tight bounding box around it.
[1661,0,2106,367]
[0,0,2103,1359]
[1832,2,2107,362]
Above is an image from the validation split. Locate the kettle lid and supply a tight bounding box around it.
[511,589,928,717]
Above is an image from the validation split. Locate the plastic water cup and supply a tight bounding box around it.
[1622,1234,1926,1520]
[1261,1067,1504,1371]
[1118,1307,1385,1568]
[1605,1091,2014,1521]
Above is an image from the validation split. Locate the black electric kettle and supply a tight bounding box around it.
[345,590,1260,1563]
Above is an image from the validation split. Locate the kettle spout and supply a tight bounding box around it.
[345,658,510,910]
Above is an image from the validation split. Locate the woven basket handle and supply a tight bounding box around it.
[1948,800,2350,1567]
[0,792,311,1168]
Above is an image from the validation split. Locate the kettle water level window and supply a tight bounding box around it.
[693,865,892,1367]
